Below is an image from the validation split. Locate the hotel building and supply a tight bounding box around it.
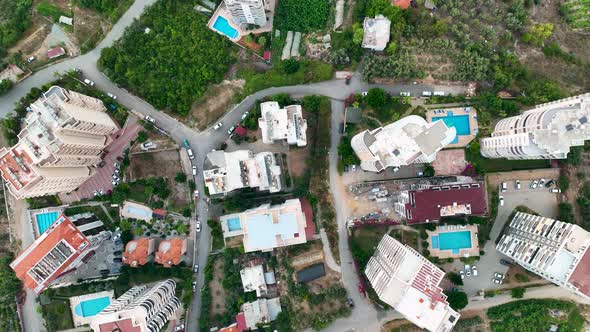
[351,115,456,172]
[224,0,267,27]
[480,93,590,160]
[365,235,459,332]
[497,212,590,300]
[259,101,307,147]
[0,86,118,198]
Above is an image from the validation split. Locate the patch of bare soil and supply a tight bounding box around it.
[287,146,310,177]
[209,258,227,317]
[7,19,52,58]
[72,5,110,51]
[187,79,245,130]
[381,319,425,332]
[128,149,183,181]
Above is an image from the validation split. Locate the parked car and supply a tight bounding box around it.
[113,251,122,256]
[392,166,400,173]
[501,182,507,192]
[141,141,155,150]
[187,148,195,160]
[539,178,546,187]
[343,165,350,172]
[472,266,478,276]
[530,180,539,189]
[351,165,357,172]
[241,111,249,120]
[361,91,368,97]
[551,188,561,193]
[433,91,445,96]
[192,166,197,176]
[194,264,199,273]
[465,264,471,277]
[196,221,201,232]
[347,298,355,308]
[27,56,36,63]
[144,115,156,123]
[114,162,121,169]
[83,78,95,86]
[97,160,106,168]
[113,257,122,263]
[422,91,432,97]
[499,195,504,206]
[492,278,501,284]
[175,324,185,332]
[100,269,110,275]
[499,259,513,266]
[107,92,117,100]
[545,179,555,187]
[400,91,411,97]
[93,190,98,196]
[227,125,236,135]
[339,123,344,134]
[515,180,521,190]
[459,270,465,280]
[213,122,223,130]
[99,189,105,196]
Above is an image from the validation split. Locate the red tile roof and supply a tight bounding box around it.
[235,125,247,137]
[263,51,271,61]
[404,183,487,224]
[152,209,167,219]
[568,248,590,298]
[122,238,153,267]
[10,214,90,294]
[236,312,247,332]
[300,197,315,239]
[155,238,186,267]
[98,318,142,332]
[392,0,411,9]
[220,323,239,332]
[47,47,66,59]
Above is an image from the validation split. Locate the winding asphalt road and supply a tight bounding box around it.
[0,2,472,331]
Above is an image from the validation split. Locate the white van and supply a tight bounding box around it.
[187,148,194,160]
[433,91,445,96]
[422,91,432,97]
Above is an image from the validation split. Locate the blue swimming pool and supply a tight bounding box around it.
[74,296,110,318]
[212,16,238,39]
[432,111,471,144]
[227,217,241,231]
[432,231,472,251]
[35,211,59,234]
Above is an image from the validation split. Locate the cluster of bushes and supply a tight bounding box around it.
[577,182,590,231]
[0,0,32,59]
[487,299,584,331]
[274,0,329,32]
[77,0,133,21]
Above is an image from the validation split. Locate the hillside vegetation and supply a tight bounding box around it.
[0,0,32,59]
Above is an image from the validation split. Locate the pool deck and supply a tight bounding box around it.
[426,106,479,148]
[427,224,480,259]
[28,206,66,239]
[69,290,114,327]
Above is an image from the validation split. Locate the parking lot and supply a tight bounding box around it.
[458,179,559,295]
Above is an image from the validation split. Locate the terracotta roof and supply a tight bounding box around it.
[98,318,142,332]
[47,47,65,59]
[568,248,590,298]
[236,312,247,332]
[122,238,153,267]
[404,183,486,224]
[235,125,247,137]
[392,0,410,9]
[152,209,167,218]
[10,214,90,294]
[220,323,239,332]
[155,238,187,267]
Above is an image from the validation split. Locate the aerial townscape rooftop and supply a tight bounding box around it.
[1,1,590,332]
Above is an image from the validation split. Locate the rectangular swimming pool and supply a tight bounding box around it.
[74,296,110,318]
[35,211,59,234]
[432,111,471,144]
[227,217,241,231]
[212,16,238,39]
[432,231,472,251]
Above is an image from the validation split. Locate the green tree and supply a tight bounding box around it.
[365,88,387,109]
[0,254,21,308]
[282,59,300,74]
[559,174,570,192]
[522,23,554,46]
[352,23,364,44]
[257,36,266,46]
[0,79,14,95]
[447,272,464,286]
[274,0,330,32]
[423,164,435,177]
[558,202,575,223]
[446,290,468,310]
[511,287,526,298]
[136,130,148,143]
[174,172,187,183]
[120,219,132,231]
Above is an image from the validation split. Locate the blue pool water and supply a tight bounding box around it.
[74,296,110,318]
[212,16,238,39]
[227,217,242,231]
[432,111,471,144]
[436,231,472,251]
[35,212,59,234]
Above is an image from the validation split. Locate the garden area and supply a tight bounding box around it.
[64,203,120,231]
[98,0,234,115]
[0,253,21,332]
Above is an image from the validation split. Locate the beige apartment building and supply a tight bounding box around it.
[0,86,119,199]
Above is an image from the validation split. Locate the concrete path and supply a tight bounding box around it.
[319,228,341,273]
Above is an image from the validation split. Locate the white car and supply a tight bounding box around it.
[175,324,185,332]
[99,189,105,196]
[530,180,539,189]
[422,91,432,97]
[472,266,478,277]
[83,78,95,86]
[539,178,546,187]
[27,56,36,63]
[107,92,117,100]
[465,264,471,277]
[194,264,199,273]
[361,91,368,96]
[187,148,195,160]
[141,141,155,150]
[501,182,507,192]
[550,188,561,193]
[213,122,223,130]
[459,270,465,280]
[144,115,156,123]
[515,180,521,190]
[227,125,236,135]
[492,278,501,284]
[392,166,400,173]
[192,166,197,176]
[241,111,249,120]
[196,221,201,232]
[400,91,411,97]
[433,91,445,96]
[499,195,504,206]
[93,191,99,196]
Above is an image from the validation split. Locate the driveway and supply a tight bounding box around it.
[460,180,559,295]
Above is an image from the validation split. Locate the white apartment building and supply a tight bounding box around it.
[224,0,267,27]
[365,235,459,332]
[0,86,118,198]
[351,115,456,172]
[203,150,281,195]
[496,212,590,300]
[481,93,590,160]
[362,15,391,51]
[220,198,309,252]
[90,279,181,332]
[239,298,282,330]
[259,101,307,147]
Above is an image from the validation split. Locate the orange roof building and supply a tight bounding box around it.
[392,0,410,9]
[122,238,155,267]
[219,323,239,332]
[10,214,90,294]
[155,238,187,267]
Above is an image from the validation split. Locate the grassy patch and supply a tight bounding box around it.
[560,0,590,31]
[208,219,224,250]
[64,203,119,230]
[37,0,71,22]
[349,225,389,270]
[41,299,74,331]
[466,138,550,173]
[487,299,584,332]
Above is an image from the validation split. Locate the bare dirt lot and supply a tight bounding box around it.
[128,149,183,181]
[209,257,227,317]
[187,79,245,130]
[287,146,310,177]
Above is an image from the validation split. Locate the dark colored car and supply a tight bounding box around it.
[499,259,513,266]
[100,269,110,275]
[113,257,122,263]
[545,179,555,188]
[113,251,122,256]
